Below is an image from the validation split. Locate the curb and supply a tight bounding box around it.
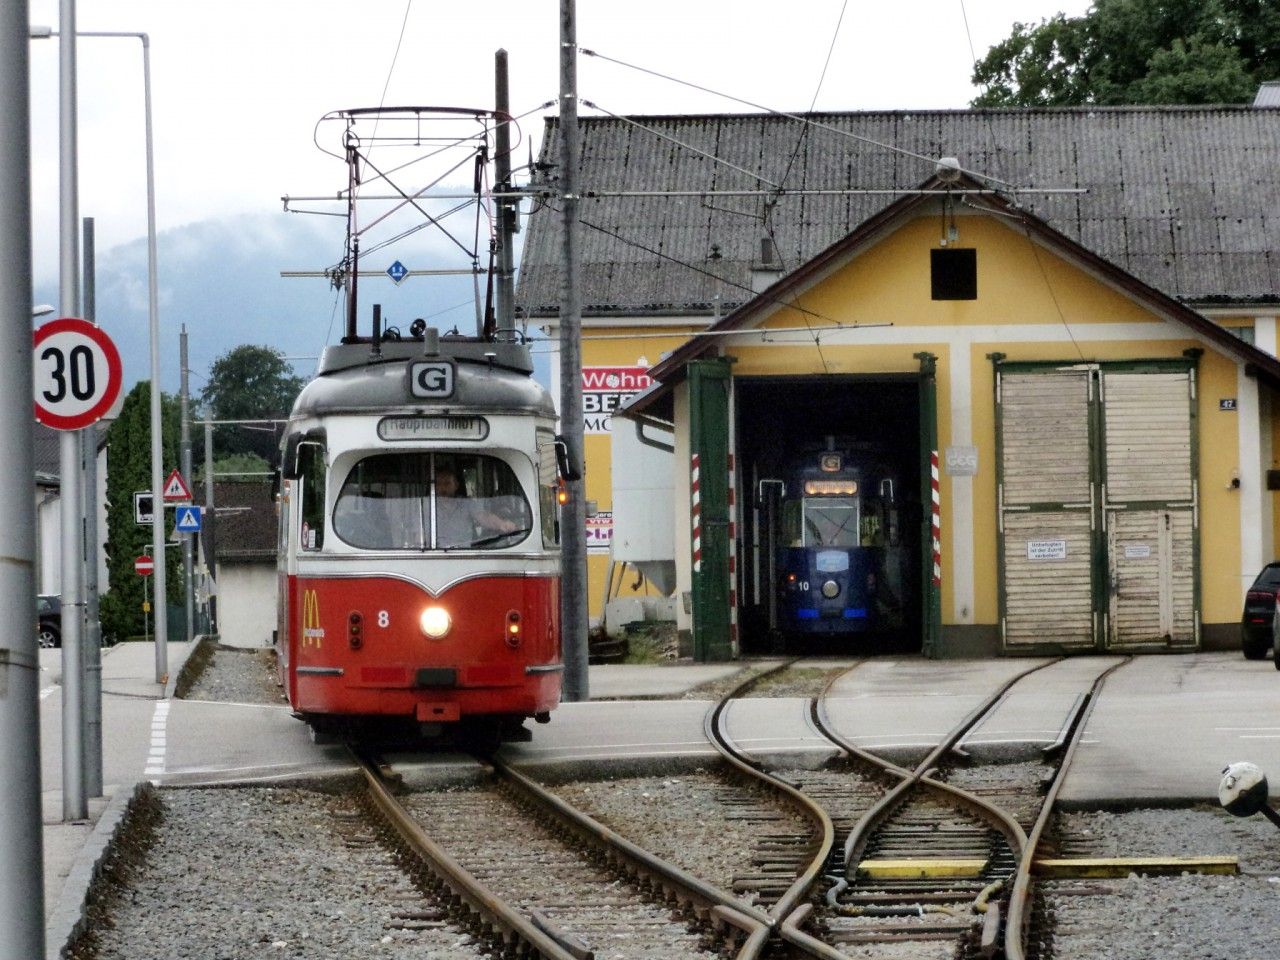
[165,633,214,700]
[45,781,154,960]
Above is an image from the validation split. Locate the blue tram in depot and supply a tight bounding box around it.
[758,443,916,641]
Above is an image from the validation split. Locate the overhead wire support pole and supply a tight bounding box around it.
[494,48,516,340]
[559,0,589,701]
[58,0,87,823]
[203,420,218,635]
[181,326,194,643]
[82,216,103,798]
[0,1,47,952]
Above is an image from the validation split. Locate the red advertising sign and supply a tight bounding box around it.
[581,365,653,434]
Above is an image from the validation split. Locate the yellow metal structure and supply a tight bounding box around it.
[856,858,988,879]
[1032,856,1239,878]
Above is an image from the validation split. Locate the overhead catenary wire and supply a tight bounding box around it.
[581,101,781,190]
[777,0,848,194]
[571,209,848,329]
[360,0,415,185]
[581,47,1019,190]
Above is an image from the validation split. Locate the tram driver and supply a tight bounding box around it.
[433,465,519,547]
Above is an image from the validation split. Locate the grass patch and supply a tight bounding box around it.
[622,622,678,663]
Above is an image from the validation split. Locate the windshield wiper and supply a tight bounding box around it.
[468,527,532,547]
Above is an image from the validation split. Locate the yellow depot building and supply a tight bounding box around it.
[516,106,1280,659]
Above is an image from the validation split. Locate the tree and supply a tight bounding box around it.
[200,345,305,462]
[972,0,1278,107]
[100,381,183,641]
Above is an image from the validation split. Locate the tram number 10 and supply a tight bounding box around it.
[40,344,97,403]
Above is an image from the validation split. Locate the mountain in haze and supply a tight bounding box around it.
[33,211,539,396]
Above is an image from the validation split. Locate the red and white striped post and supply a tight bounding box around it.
[690,453,701,573]
[930,450,942,588]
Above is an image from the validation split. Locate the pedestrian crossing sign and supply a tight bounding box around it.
[162,468,193,501]
[175,505,202,533]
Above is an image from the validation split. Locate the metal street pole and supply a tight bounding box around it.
[0,1,47,951]
[33,28,165,678]
[82,216,102,797]
[204,419,218,634]
[58,0,87,823]
[140,32,167,681]
[180,326,194,642]
[559,0,589,701]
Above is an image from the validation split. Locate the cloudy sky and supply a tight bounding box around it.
[25,0,1091,392]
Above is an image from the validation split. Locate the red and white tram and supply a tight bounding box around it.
[275,324,566,744]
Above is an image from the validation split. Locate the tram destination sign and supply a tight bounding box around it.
[378,415,488,441]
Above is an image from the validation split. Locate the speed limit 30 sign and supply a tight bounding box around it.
[33,317,123,430]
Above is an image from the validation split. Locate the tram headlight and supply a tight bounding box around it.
[821,579,840,599]
[419,606,452,639]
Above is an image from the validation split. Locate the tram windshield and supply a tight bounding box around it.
[333,452,532,550]
[783,496,861,548]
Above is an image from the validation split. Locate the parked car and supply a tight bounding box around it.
[37,594,61,649]
[1241,563,1280,660]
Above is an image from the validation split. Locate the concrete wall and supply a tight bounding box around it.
[216,561,276,648]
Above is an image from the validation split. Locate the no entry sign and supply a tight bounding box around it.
[33,317,123,430]
[134,555,155,577]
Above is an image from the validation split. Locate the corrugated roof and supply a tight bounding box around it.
[517,106,1280,316]
[33,424,61,478]
[198,480,276,563]
[1255,82,1280,108]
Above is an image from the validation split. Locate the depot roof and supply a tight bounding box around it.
[517,106,1280,319]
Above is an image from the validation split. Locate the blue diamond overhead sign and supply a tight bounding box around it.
[174,505,203,533]
[387,260,409,285]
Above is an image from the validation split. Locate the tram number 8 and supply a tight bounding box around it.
[377,611,390,628]
[41,345,96,403]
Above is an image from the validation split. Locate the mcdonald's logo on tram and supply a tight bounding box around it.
[301,590,325,647]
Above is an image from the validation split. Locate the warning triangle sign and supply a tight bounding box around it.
[162,468,193,502]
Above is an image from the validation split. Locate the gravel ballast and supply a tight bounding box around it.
[1038,806,1280,959]
[72,786,490,959]
[180,643,287,705]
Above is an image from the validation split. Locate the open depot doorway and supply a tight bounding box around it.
[735,375,925,656]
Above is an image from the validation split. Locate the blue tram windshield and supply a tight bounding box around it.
[332,452,532,550]
[801,497,860,547]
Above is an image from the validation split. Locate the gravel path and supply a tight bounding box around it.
[73,786,491,959]
[181,643,287,705]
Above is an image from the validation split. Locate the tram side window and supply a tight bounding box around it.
[537,430,559,547]
[298,443,326,550]
[782,500,802,547]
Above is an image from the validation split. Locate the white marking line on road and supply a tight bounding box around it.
[1239,735,1280,739]
[1216,727,1280,731]
[144,699,171,777]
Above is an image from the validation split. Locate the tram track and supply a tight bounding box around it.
[356,750,771,959]
[699,656,1141,960]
